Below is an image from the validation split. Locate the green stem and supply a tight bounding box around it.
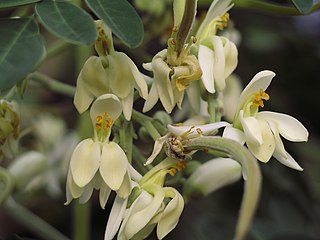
[132,145,152,174]
[175,0,197,53]
[207,94,216,123]
[3,197,70,240]
[183,136,261,240]
[233,0,320,15]
[132,110,161,140]
[73,202,90,240]
[28,72,75,97]
[46,41,72,60]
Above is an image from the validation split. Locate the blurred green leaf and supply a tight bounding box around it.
[0,0,40,8]
[35,0,97,45]
[291,0,313,14]
[85,0,144,48]
[0,18,45,91]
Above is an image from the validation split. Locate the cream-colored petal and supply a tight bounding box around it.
[73,80,95,114]
[173,0,185,27]
[239,111,263,145]
[273,151,303,171]
[167,121,229,137]
[157,187,184,239]
[124,184,165,239]
[65,169,83,205]
[121,89,134,121]
[90,93,122,126]
[239,70,275,108]
[145,134,169,165]
[257,111,308,142]
[116,172,132,199]
[125,54,148,99]
[212,36,226,91]
[99,183,111,209]
[79,181,94,204]
[184,158,241,199]
[198,44,215,93]
[223,126,245,145]
[100,142,128,190]
[152,50,175,113]
[223,37,238,78]
[107,52,133,98]
[265,119,287,158]
[104,195,128,240]
[143,83,159,113]
[70,139,100,188]
[246,119,275,162]
[186,82,201,113]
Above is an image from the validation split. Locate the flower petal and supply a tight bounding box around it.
[107,52,133,98]
[239,70,275,109]
[239,110,262,145]
[167,121,229,137]
[257,111,308,142]
[184,158,241,199]
[99,183,111,209]
[223,37,238,78]
[157,187,184,239]
[143,83,159,113]
[223,126,245,145]
[105,195,128,240]
[121,89,134,121]
[246,119,275,162]
[273,151,303,171]
[90,94,122,126]
[198,44,215,93]
[79,181,94,204]
[73,80,95,114]
[116,172,132,198]
[65,169,83,205]
[70,139,100,188]
[100,142,128,190]
[145,134,169,165]
[124,184,165,239]
[211,36,226,91]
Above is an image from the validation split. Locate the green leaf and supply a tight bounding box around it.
[35,0,97,45]
[291,0,313,14]
[85,0,144,48]
[0,18,45,91]
[0,0,40,8]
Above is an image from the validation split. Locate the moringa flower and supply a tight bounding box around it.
[142,49,202,113]
[194,0,238,94]
[224,70,309,170]
[74,20,148,120]
[66,94,131,208]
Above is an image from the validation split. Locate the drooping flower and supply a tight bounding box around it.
[74,20,148,120]
[195,0,238,94]
[224,70,309,170]
[66,94,131,208]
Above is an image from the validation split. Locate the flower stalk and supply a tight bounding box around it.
[183,136,262,240]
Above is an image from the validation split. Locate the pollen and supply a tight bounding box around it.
[95,112,113,130]
[252,89,270,107]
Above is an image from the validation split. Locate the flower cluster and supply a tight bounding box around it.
[64,0,309,239]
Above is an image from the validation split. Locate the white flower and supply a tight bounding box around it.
[224,70,309,170]
[66,94,131,208]
[74,21,148,120]
[143,49,202,113]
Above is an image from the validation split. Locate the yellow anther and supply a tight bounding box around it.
[217,13,230,31]
[196,128,203,135]
[252,89,270,107]
[95,112,113,130]
[168,168,177,176]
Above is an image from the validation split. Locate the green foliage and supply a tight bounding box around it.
[0,18,45,91]
[35,0,97,45]
[291,0,313,14]
[85,0,144,48]
[0,0,40,8]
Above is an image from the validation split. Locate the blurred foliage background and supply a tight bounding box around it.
[0,0,320,239]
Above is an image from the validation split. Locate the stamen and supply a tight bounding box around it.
[252,89,270,107]
[217,13,230,31]
[95,112,113,130]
